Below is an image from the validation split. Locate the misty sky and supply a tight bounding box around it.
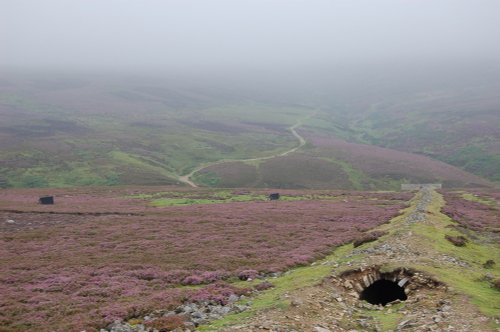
[1,0,500,71]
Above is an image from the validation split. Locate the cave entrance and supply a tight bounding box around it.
[359,279,407,306]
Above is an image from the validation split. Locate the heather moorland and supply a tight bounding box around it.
[0,70,498,190]
[0,187,411,331]
[1,2,499,331]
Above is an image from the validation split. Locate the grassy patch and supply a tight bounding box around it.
[151,198,219,206]
[410,191,500,317]
[192,171,221,187]
[461,192,498,208]
[129,189,350,207]
[149,193,309,207]
[417,264,499,317]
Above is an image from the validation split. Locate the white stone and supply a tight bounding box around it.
[313,327,331,332]
[398,277,409,287]
[362,275,371,287]
[354,282,364,292]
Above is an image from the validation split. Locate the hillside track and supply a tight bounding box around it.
[177,113,314,187]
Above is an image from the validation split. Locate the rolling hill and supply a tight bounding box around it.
[0,69,497,189]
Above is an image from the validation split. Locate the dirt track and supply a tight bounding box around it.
[177,114,312,187]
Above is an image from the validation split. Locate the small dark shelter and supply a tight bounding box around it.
[269,193,280,200]
[39,196,54,205]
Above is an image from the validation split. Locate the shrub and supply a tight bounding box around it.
[483,259,495,269]
[254,281,274,291]
[144,315,185,331]
[493,278,500,291]
[186,282,251,305]
[200,271,229,283]
[181,275,203,285]
[445,235,468,247]
[353,230,387,247]
[237,270,259,280]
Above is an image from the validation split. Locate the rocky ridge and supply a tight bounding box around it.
[100,188,498,332]
[217,188,497,332]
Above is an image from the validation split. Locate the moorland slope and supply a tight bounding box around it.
[0,71,497,189]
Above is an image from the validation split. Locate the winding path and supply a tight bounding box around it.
[177,114,313,187]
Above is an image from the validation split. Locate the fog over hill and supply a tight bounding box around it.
[1,0,499,188]
[2,0,500,70]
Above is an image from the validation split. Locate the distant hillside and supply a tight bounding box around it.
[312,84,500,182]
[0,71,497,189]
[193,132,491,190]
[0,72,303,188]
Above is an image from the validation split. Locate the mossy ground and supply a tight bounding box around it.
[410,191,499,317]
[199,189,499,331]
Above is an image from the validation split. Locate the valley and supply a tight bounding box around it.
[0,71,497,190]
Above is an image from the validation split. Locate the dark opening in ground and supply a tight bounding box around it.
[360,279,407,305]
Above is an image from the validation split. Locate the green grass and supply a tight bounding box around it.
[461,192,498,208]
[109,151,176,179]
[1,88,315,188]
[151,198,220,206]
[192,171,222,187]
[128,189,352,207]
[409,191,500,317]
[319,157,367,190]
[3,72,498,188]
[417,264,500,316]
[148,192,313,207]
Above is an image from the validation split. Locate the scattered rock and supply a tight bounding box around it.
[397,319,414,329]
[228,294,239,303]
[106,321,136,332]
[254,281,275,291]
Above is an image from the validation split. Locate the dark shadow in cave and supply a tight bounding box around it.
[359,279,408,306]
